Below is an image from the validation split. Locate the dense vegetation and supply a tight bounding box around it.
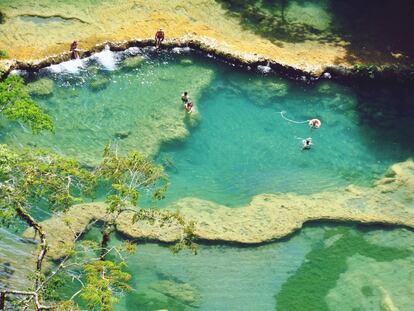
[0,76,196,310]
[0,75,53,133]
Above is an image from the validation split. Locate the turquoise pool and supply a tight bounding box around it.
[1,48,413,310]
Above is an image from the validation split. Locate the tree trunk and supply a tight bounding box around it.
[15,204,47,289]
[0,292,5,310]
[100,223,113,260]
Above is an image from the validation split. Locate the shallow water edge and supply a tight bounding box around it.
[2,38,414,83]
[24,159,414,261]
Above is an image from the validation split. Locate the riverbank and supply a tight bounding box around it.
[24,159,414,260]
[0,0,412,79]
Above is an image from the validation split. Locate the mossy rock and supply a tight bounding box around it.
[26,78,54,96]
[268,81,288,97]
[180,58,193,66]
[149,280,202,307]
[122,55,145,69]
[114,131,131,139]
[89,76,110,91]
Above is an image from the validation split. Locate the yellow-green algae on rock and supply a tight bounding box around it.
[24,159,414,260]
[0,0,349,75]
[26,78,54,96]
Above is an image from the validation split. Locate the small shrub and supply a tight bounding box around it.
[0,11,5,24]
[0,50,8,59]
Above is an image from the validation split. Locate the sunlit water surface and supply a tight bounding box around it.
[1,49,414,310]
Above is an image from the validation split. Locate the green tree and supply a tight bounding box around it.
[0,144,196,310]
[0,75,53,133]
[0,77,195,309]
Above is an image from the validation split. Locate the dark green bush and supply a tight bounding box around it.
[0,50,8,59]
[0,11,5,24]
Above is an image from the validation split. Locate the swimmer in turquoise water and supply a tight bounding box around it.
[185,102,193,113]
[302,138,312,150]
[181,91,189,104]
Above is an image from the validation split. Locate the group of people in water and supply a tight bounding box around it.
[69,31,320,148]
[302,119,321,150]
[181,91,194,113]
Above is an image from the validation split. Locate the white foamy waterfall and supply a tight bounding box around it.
[93,45,117,70]
[48,58,84,74]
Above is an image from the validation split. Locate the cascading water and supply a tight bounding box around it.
[93,44,118,70]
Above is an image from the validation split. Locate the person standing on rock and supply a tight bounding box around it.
[155,28,165,49]
[70,41,80,59]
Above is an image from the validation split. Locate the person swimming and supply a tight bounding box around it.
[181,91,189,103]
[155,28,165,48]
[308,118,321,129]
[302,138,312,150]
[185,102,193,113]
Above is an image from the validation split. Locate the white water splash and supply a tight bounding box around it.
[48,58,84,74]
[124,47,142,56]
[172,47,191,54]
[257,64,271,74]
[9,69,27,76]
[93,45,117,70]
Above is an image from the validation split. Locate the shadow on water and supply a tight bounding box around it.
[330,0,414,64]
[215,0,414,64]
[275,221,413,311]
[215,0,337,44]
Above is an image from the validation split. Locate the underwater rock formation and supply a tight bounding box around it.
[26,78,54,96]
[121,55,145,69]
[149,280,202,307]
[89,76,110,91]
[24,159,414,260]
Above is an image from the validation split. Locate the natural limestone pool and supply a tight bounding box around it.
[1,48,414,310]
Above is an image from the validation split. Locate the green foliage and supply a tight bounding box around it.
[0,144,95,224]
[97,144,168,213]
[121,241,137,254]
[80,260,131,311]
[0,50,8,59]
[352,63,377,78]
[1,141,197,309]
[40,275,66,301]
[0,75,54,133]
[170,221,198,255]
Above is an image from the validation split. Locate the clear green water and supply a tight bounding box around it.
[78,224,413,311]
[1,50,414,310]
[2,49,414,206]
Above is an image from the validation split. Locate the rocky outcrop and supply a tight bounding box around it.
[24,159,414,261]
[26,78,54,96]
[1,0,413,81]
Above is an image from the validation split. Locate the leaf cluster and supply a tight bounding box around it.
[98,144,168,213]
[0,75,53,133]
[80,260,131,311]
[0,144,95,224]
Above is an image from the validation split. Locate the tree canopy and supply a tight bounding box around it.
[0,75,53,133]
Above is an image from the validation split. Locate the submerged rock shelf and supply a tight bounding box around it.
[25,159,414,260]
